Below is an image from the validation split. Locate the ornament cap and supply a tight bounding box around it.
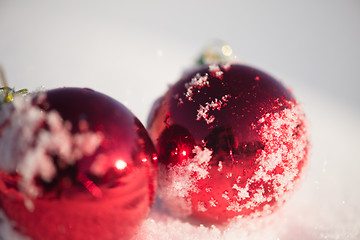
[197,40,237,65]
[0,66,28,104]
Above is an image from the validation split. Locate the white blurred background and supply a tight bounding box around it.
[1,1,359,239]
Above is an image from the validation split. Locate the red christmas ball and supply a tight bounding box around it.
[0,88,158,240]
[147,64,309,224]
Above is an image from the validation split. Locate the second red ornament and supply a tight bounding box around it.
[148,63,309,224]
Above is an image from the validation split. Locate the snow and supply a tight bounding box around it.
[134,206,287,240]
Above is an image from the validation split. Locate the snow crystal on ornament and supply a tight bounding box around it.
[224,103,308,214]
[222,63,231,71]
[0,94,102,198]
[196,94,231,124]
[208,64,224,79]
[158,146,212,217]
[184,73,209,101]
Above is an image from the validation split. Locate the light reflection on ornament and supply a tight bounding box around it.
[115,159,127,170]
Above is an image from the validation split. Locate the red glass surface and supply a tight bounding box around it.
[148,64,309,224]
[0,88,158,240]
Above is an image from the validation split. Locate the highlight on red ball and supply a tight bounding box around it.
[147,63,309,224]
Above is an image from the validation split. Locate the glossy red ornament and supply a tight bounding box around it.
[148,64,309,224]
[0,88,158,240]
